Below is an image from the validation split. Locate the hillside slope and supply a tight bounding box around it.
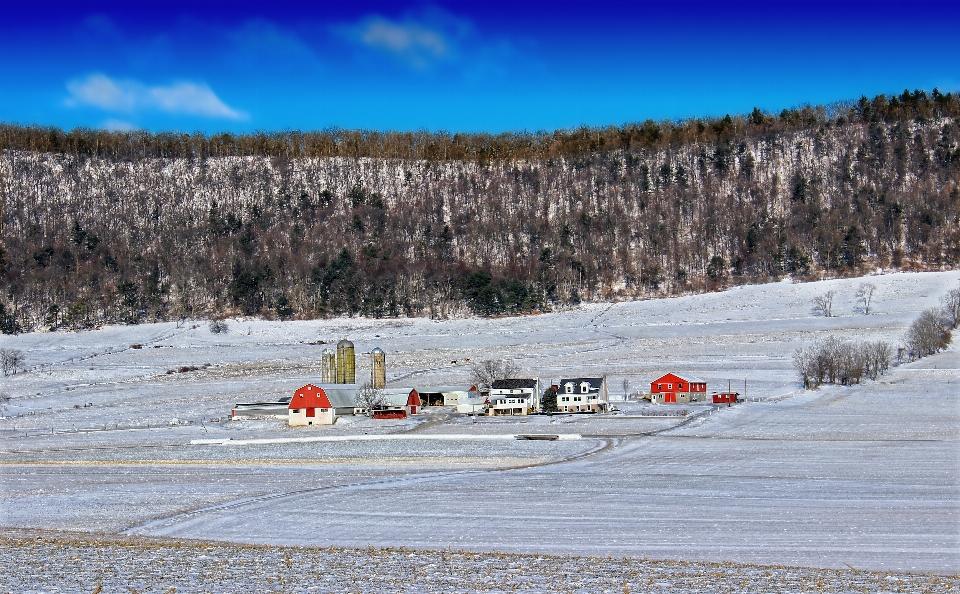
[1,93,958,331]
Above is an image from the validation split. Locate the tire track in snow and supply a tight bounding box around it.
[120,435,616,538]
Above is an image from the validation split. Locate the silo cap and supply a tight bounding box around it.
[371,347,385,354]
[337,339,354,348]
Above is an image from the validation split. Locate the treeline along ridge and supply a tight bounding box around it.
[0,89,958,331]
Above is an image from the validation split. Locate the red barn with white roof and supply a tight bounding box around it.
[288,384,335,425]
[650,373,707,404]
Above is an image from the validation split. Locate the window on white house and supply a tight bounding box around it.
[565,384,573,393]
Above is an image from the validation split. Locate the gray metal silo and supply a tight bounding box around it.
[370,347,386,389]
[336,339,356,384]
[321,348,336,383]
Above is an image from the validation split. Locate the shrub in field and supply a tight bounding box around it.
[794,337,891,389]
[905,307,951,360]
[208,319,229,334]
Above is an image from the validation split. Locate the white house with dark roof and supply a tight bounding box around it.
[489,378,541,415]
[556,377,609,413]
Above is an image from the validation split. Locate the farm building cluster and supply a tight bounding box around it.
[231,340,740,426]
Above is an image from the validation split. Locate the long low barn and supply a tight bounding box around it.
[231,398,291,419]
[410,385,477,407]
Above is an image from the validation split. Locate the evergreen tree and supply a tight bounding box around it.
[542,386,558,413]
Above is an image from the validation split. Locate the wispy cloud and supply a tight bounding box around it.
[101,118,137,132]
[65,73,247,120]
[341,8,471,69]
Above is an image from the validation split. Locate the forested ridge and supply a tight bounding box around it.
[1,89,958,332]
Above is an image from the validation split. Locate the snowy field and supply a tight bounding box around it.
[1,271,959,589]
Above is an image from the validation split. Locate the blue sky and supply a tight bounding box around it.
[2,0,958,134]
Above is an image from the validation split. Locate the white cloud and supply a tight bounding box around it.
[343,9,472,69]
[101,118,137,132]
[361,18,449,60]
[65,74,246,120]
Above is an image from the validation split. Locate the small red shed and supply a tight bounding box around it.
[288,384,335,426]
[712,392,739,404]
[650,373,708,404]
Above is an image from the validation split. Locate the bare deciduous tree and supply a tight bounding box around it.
[793,346,814,388]
[811,291,836,317]
[1,348,25,376]
[942,287,960,329]
[855,282,877,315]
[355,383,386,414]
[469,359,521,391]
[620,378,631,401]
[867,341,892,380]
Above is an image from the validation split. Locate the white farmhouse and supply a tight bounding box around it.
[488,378,541,415]
[556,377,609,413]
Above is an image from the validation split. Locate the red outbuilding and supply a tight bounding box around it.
[406,389,421,415]
[650,373,708,404]
[373,409,407,419]
[288,384,335,425]
[712,392,739,404]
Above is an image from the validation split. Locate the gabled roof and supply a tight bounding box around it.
[558,377,605,392]
[381,388,417,407]
[289,384,332,409]
[311,385,361,408]
[652,373,705,384]
[491,379,538,390]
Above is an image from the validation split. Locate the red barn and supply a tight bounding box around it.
[650,373,707,404]
[406,389,421,415]
[288,384,335,425]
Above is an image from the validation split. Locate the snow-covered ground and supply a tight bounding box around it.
[1,271,958,580]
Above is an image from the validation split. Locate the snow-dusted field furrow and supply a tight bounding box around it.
[3,531,955,594]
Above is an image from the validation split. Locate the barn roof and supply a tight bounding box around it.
[312,385,361,408]
[491,379,538,390]
[652,373,705,384]
[381,388,416,407]
[289,384,332,409]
